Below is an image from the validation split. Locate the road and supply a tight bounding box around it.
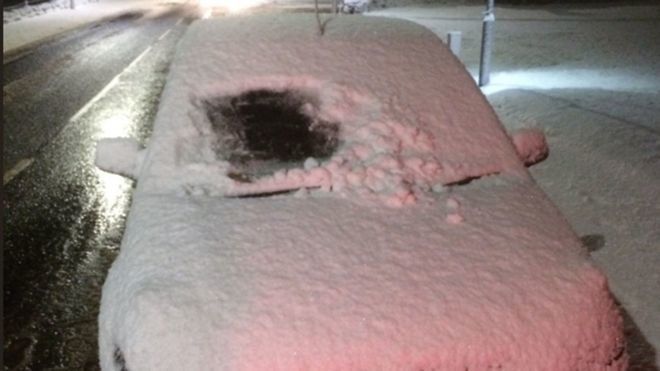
[3,6,193,369]
[4,7,177,172]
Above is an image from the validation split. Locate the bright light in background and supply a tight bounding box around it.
[474,68,660,95]
[199,0,269,15]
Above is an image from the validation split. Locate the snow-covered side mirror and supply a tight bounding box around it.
[510,128,548,166]
[95,138,145,179]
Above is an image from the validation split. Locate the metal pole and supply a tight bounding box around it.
[70,0,75,9]
[478,0,495,86]
[332,0,338,14]
[447,31,462,57]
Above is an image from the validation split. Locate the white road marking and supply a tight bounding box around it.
[69,74,120,122]
[125,45,152,71]
[3,49,34,65]
[3,158,34,185]
[70,45,153,122]
[5,21,177,185]
[158,29,172,41]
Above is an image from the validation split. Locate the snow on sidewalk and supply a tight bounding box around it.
[3,0,189,54]
[491,88,660,370]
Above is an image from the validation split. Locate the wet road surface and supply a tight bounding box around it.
[3,5,186,173]
[3,7,193,369]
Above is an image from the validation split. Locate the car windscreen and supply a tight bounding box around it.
[202,88,339,183]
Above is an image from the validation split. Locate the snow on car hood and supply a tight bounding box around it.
[135,14,526,206]
[99,177,626,370]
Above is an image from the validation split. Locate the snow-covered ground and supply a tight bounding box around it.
[5,0,658,368]
[3,0,189,54]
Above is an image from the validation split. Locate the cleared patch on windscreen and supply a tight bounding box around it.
[202,89,339,180]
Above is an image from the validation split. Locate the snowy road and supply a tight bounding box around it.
[2,8,191,369]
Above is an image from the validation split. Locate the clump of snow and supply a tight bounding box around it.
[445,196,464,223]
[446,196,460,210]
[510,128,548,166]
[303,157,319,170]
[445,212,464,224]
[95,137,144,179]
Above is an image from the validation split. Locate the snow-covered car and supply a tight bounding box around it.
[97,14,627,370]
[341,0,370,13]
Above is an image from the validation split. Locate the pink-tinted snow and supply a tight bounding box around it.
[99,181,626,370]
[510,128,548,166]
[136,14,526,206]
[97,14,627,370]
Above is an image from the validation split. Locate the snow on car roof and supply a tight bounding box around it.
[137,14,526,205]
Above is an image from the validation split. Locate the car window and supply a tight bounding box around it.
[184,80,446,206]
[202,89,339,182]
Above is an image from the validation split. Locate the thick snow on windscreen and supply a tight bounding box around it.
[133,14,526,205]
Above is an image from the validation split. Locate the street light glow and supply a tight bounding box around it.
[199,0,267,13]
